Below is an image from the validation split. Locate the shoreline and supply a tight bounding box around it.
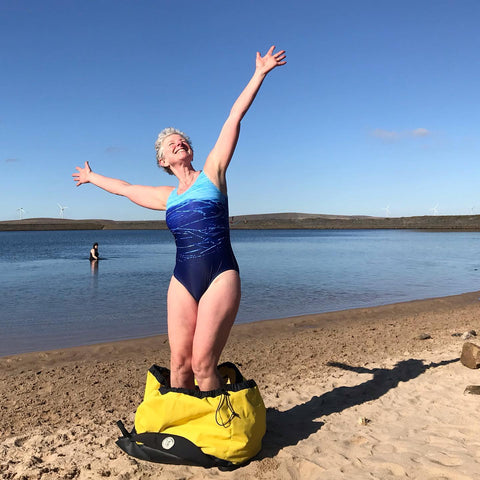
[2,289,479,362]
[3,291,480,478]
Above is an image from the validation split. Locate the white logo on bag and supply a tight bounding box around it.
[162,437,175,450]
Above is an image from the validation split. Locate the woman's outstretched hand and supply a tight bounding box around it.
[256,46,286,75]
[72,161,92,186]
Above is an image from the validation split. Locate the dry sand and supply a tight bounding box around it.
[2,291,480,479]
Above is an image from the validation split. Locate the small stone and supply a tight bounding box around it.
[358,417,370,426]
[464,385,480,395]
[26,455,43,467]
[417,333,432,340]
[65,467,80,479]
[461,342,480,369]
[462,331,474,340]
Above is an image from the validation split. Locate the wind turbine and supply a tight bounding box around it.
[58,203,68,219]
[430,204,439,216]
[17,207,25,220]
[382,205,391,217]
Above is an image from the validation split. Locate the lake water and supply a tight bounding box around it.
[1,229,480,356]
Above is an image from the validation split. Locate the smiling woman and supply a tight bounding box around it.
[72,46,286,392]
[154,127,193,175]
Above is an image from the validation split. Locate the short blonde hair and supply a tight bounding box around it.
[154,127,193,175]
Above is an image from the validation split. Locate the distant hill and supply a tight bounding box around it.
[228,213,480,230]
[0,218,166,231]
[3,213,480,231]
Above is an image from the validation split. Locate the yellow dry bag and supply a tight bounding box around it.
[116,362,266,470]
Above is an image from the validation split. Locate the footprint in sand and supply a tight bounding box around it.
[426,451,463,467]
[378,462,407,477]
[371,442,396,454]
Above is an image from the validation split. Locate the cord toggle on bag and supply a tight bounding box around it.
[116,362,266,470]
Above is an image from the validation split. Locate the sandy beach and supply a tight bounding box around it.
[2,291,480,479]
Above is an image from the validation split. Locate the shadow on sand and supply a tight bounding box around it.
[259,357,459,459]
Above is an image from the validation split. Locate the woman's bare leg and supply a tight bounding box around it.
[192,270,241,391]
[167,276,198,389]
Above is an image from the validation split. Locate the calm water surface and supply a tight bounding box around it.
[1,229,480,356]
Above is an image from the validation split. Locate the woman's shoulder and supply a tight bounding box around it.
[201,167,227,196]
[156,185,177,202]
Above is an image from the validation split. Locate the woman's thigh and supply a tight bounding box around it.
[193,270,241,364]
[167,276,198,361]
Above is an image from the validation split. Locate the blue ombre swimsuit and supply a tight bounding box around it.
[166,171,239,302]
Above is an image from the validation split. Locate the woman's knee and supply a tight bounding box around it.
[169,354,195,389]
[170,353,192,375]
[191,354,218,381]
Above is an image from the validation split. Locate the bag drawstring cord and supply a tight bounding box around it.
[215,391,239,427]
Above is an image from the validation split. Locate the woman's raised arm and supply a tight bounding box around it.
[204,46,286,188]
[72,161,173,210]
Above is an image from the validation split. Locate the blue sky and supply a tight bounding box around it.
[2,0,480,221]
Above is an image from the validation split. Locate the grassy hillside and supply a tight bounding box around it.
[3,213,480,231]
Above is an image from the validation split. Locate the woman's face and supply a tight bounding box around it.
[161,134,193,167]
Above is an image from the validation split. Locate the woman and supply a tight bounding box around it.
[89,242,99,261]
[73,46,286,391]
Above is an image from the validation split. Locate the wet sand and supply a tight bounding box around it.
[2,291,480,479]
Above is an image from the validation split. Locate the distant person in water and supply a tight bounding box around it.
[89,242,99,261]
[72,46,286,391]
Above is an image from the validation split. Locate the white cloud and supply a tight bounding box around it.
[372,128,432,141]
[412,128,430,137]
[372,129,400,141]
[105,146,127,154]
